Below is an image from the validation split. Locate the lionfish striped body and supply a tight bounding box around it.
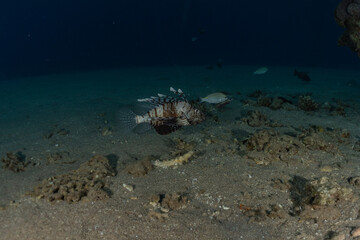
[130,87,205,135]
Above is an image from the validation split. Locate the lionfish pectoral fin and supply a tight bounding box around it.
[153,124,182,135]
[152,118,182,135]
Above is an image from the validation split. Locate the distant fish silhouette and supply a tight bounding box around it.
[253,67,268,75]
[294,70,311,82]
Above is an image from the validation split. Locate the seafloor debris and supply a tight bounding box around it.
[256,96,288,110]
[348,176,360,187]
[150,192,189,211]
[44,127,70,139]
[352,140,360,151]
[125,156,154,177]
[122,183,134,192]
[299,125,350,149]
[242,126,347,165]
[299,130,338,153]
[1,152,28,172]
[269,97,285,110]
[243,204,288,223]
[101,126,112,136]
[289,176,354,217]
[335,0,360,56]
[244,92,291,110]
[28,155,116,203]
[46,151,74,165]
[243,130,305,165]
[298,95,318,111]
[241,110,269,127]
[154,151,194,169]
[257,95,272,107]
[305,177,354,206]
[170,138,195,157]
[148,192,189,221]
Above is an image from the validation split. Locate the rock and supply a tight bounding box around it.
[257,96,272,107]
[320,166,333,173]
[298,95,318,111]
[1,152,27,172]
[305,177,353,206]
[125,156,154,177]
[244,129,304,164]
[122,183,135,192]
[348,176,360,187]
[353,141,360,151]
[269,97,284,110]
[241,110,268,127]
[28,155,116,203]
[150,192,189,211]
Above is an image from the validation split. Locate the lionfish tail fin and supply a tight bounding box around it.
[118,107,153,134]
[117,107,138,133]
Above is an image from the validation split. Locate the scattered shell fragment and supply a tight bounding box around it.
[102,127,112,136]
[154,151,194,168]
[351,227,360,237]
[122,183,135,192]
[320,165,333,172]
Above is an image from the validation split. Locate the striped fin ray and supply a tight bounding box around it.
[170,87,187,101]
[137,94,178,108]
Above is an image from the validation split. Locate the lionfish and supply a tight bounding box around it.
[119,87,205,135]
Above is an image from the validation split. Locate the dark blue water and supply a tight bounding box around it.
[0,0,358,80]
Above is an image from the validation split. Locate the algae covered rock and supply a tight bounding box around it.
[28,155,116,203]
[244,130,304,165]
[298,95,318,111]
[1,152,28,172]
[305,177,353,206]
[126,156,154,177]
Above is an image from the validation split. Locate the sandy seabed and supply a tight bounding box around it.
[0,65,360,240]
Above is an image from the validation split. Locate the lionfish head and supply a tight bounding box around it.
[188,108,205,125]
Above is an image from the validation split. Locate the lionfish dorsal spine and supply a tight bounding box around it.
[169,86,187,101]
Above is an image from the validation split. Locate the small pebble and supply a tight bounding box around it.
[320,166,333,172]
[123,183,134,192]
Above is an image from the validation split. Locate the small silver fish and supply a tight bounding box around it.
[200,92,228,104]
[253,67,269,75]
[119,87,205,135]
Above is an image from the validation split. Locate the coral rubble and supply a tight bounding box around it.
[154,151,194,168]
[126,156,154,177]
[1,152,27,172]
[148,192,189,221]
[298,95,318,111]
[335,0,360,56]
[28,155,116,203]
